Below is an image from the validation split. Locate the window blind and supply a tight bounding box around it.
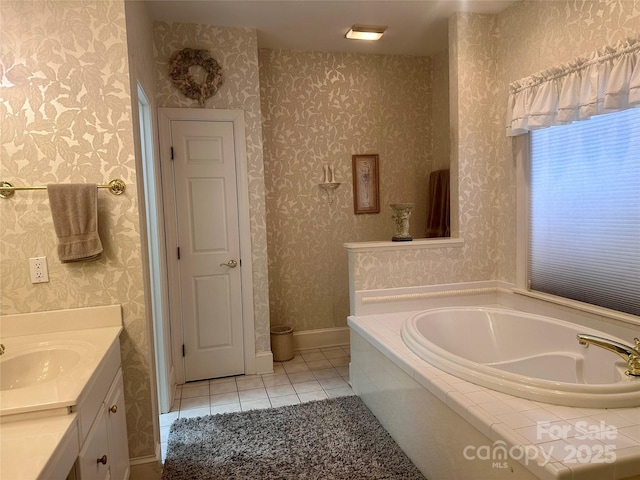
[529,108,640,316]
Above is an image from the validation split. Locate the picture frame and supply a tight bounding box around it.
[352,154,380,214]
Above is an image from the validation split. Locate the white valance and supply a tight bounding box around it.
[506,38,640,137]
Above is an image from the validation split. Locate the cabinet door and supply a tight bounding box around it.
[78,408,110,480]
[105,369,129,480]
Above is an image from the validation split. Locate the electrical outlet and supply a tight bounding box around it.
[29,256,49,284]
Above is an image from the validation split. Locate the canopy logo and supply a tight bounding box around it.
[463,441,546,468]
[463,421,619,469]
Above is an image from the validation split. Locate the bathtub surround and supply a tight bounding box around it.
[162,396,425,480]
[351,329,541,480]
[348,285,640,480]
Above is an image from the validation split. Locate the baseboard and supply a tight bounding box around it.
[129,444,161,466]
[293,327,350,351]
[129,460,162,480]
[257,328,350,372]
[128,443,162,478]
[254,350,274,375]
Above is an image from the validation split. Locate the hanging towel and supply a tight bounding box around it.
[47,184,103,263]
[425,169,450,238]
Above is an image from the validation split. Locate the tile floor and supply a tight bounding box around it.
[159,345,353,460]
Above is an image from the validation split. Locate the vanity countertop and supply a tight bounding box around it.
[0,414,79,479]
[0,326,122,417]
[0,305,123,479]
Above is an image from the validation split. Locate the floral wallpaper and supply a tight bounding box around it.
[493,0,640,283]
[153,22,271,353]
[350,0,640,293]
[350,13,498,292]
[431,49,450,172]
[259,50,433,330]
[3,0,630,462]
[0,0,154,458]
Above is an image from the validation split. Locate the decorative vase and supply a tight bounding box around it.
[390,203,414,241]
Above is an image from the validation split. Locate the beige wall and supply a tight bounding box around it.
[259,50,433,330]
[431,49,450,172]
[492,0,640,283]
[348,12,499,292]
[0,0,155,458]
[349,0,640,292]
[2,0,636,462]
[126,2,156,100]
[152,21,271,353]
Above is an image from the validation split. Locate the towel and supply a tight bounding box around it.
[425,169,450,238]
[47,184,103,263]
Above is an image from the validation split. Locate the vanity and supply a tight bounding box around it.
[0,305,129,479]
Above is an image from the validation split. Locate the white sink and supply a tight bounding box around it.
[0,337,103,417]
[0,346,84,391]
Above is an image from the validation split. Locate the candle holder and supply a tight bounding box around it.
[319,182,340,205]
[319,164,340,205]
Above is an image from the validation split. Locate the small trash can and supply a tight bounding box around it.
[270,325,294,362]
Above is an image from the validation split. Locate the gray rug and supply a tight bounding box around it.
[162,395,426,479]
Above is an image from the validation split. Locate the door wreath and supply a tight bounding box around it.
[168,48,223,106]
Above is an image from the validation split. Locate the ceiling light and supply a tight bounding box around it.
[345,24,387,41]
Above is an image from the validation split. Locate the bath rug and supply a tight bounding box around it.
[162,395,425,479]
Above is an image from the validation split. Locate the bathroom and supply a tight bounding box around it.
[1,0,639,479]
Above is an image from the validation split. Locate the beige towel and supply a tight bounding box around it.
[47,184,103,263]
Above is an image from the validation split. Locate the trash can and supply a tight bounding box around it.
[270,325,294,362]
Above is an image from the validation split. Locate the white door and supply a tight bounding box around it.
[169,119,245,381]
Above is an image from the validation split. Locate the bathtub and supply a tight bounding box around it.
[401,307,640,408]
[349,306,640,479]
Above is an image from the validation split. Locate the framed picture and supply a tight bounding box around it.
[352,154,380,214]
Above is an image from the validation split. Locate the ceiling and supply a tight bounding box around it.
[143,0,519,56]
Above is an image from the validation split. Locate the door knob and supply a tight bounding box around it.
[220,259,238,268]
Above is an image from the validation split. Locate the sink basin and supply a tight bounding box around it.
[0,309,122,420]
[0,346,84,391]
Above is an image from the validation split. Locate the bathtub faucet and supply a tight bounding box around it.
[577,334,640,377]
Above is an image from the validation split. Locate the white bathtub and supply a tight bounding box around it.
[401,307,640,408]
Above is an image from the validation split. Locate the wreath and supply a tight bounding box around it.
[169,48,223,106]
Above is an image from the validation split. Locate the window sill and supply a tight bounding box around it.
[512,288,640,328]
[344,238,464,253]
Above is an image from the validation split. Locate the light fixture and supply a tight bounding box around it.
[345,24,387,41]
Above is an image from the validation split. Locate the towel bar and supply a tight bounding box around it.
[0,179,126,199]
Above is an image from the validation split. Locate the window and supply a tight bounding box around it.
[528,108,640,316]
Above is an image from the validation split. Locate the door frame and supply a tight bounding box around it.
[137,85,173,414]
[158,108,256,385]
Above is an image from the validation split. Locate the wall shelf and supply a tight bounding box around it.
[318,182,340,205]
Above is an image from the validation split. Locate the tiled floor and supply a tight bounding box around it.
[159,345,353,460]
